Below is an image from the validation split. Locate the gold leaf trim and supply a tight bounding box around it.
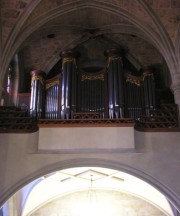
[141,71,153,81]
[125,72,153,86]
[81,73,104,81]
[31,76,44,86]
[126,76,141,86]
[46,80,60,89]
[62,57,77,69]
[107,56,122,68]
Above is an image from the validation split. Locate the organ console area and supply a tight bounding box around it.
[29,49,157,120]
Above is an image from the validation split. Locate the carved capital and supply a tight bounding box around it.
[30,70,46,86]
[105,49,124,68]
[60,50,80,67]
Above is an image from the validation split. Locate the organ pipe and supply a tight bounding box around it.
[79,71,105,116]
[61,50,79,119]
[105,49,125,119]
[29,50,158,121]
[45,76,60,119]
[125,73,141,118]
[125,68,156,119]
[30,70,46,118]
[141,69,156,115]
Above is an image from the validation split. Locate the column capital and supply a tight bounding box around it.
[171,74,180,92]
[30,70,46,86]
[60,50,80,59]
[171,75,180,122]
[105,49,125,68]
[30,70,46,78]
[60,50,80,68]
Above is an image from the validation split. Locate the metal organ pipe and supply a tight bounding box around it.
[105,49,125,119]
[71,64,77,117]
[125,73,142,119]
[129,83,132,118]
[61,65,65,118]
[117,60,124,118]
[141,69,156,116]
[107,61,114,118]
[61,50,79,119]
[29,51,157,121]
[55,84,58,119]
[52,86,55,118]
[80,71,105,116]
[45,89,49,118]
[30,80,35,115]
[65,63,70,118]
[45,76,60,119]
[30,70,46,118]
[144,76,149,115]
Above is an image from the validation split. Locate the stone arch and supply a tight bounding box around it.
[175,22,180,69]
[1,158,180,212]
[42,23,156,73]
[0,0,41,91]
[1,0,178,86]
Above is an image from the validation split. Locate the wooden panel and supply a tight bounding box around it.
[17,93,30,108]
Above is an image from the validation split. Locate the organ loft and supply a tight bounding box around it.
[3,36,178,131]
[1,2,180,215]
[25,47,177,130]
[30,49,155,119]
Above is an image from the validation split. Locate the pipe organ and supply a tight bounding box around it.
[125,74,142,119]
[142,71,156,116]
[45,75,61,119]
[80,70,106,118]
[125,71,156,119]
[60,51,79,119]
[30,49,156,120]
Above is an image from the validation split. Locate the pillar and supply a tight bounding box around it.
[11,54,20,106]
[172,82,180,125]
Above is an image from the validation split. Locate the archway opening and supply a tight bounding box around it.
[1,167,174,216]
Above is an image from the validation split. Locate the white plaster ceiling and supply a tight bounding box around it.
[22,167,173,216]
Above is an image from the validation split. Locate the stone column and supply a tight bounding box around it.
[0,86,5,106]
[172,83,180,125]
[30,70,46,118]
[1,66,12,106]
[11,54,20,106]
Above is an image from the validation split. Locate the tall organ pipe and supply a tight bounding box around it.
[139,68,156,116]
[45,75,60,119]
[60,50,79,119]
[141,69,156,115]
[30,70,46,119]
[105,49,125,119]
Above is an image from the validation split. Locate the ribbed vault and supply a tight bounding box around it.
[0,0,180,106]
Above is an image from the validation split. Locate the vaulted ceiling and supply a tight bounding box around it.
[1,0,180,88]
[19,167,173,216]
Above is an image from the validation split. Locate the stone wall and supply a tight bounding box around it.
[31,190,166,216]
[0,129,180,212]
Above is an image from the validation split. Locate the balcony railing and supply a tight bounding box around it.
[0,104,179,133]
